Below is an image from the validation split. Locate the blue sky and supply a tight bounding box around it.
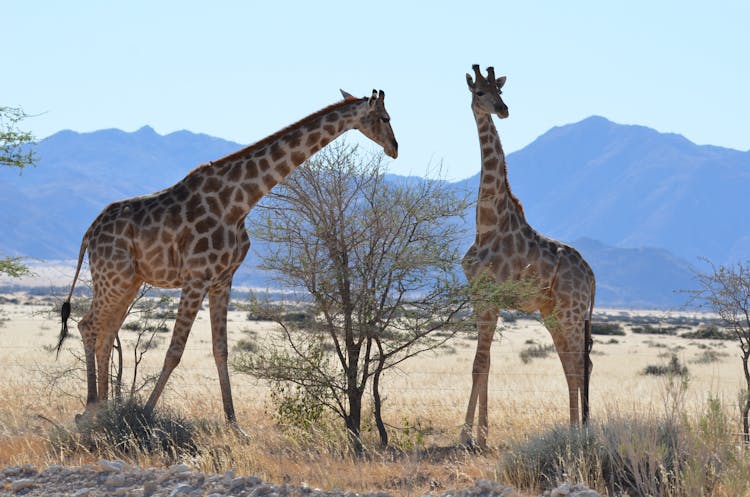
[5,1,749,180]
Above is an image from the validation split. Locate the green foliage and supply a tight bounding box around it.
[233,332,339,433]
[1,106,36,170]
[0,257,33,278]
[590,322,625,336]
[49,398,196,459]
[268,382,331,433]
[387,417,431,451]
[468,273,544,316]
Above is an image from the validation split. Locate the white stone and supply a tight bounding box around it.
[170,484,195,497]
[222,469,235,484]
[98,460,125,473]
[169,463,191,474]
[11,478,35,491]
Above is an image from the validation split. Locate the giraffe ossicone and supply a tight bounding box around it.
[460,65,596,449]
[58,90,398,428]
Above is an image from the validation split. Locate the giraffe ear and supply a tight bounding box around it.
[496,76,507,89]
[466,73,475,89]
[340,89,355,100]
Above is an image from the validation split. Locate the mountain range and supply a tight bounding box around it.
[2,117,748,308]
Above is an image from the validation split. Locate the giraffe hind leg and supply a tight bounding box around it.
[93,280,143,404]
[545,314,587,425]
[77,310,98,408]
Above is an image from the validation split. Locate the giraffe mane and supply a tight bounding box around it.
[505,174,525,217]
[195,97,366,171]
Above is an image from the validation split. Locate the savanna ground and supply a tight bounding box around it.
[1,290,748,496]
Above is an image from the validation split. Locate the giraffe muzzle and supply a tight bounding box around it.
[386,140,398,159]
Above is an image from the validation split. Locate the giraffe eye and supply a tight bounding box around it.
[476,91,485,97]
[380,116,390,123]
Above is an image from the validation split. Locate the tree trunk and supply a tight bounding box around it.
[743,350,750,443]
[346,392,363,454]
[373,338,388,447]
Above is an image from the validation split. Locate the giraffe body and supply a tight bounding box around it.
[59,91,398,426]
[460,66,595,448]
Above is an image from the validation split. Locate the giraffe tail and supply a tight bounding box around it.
[582,279,596,424]
[57,227,91,358]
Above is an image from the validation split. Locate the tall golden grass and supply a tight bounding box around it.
[1,299,749,495]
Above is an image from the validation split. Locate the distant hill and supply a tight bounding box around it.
[0,126,242,259]
[2,116,748,308]
[460,116,750,264]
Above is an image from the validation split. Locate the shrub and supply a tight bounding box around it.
[500,424,600,490]
[643,354,689,377]
[691,349,729,364]
[591,322,625,336]
[49,398,196,459]
[680,325,733,340]
[519,343,556,364]
[631,324,678,335]
[501,402,748,497]
[233,338,259,353]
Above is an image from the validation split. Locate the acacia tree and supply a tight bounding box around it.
[234,142,472,452]
[1,106,36,277]
[689,259,750,443]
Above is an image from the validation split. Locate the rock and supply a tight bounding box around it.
[98,459,126,473]
[169,463,192,475]
[104,473,126,487]
[170,483,196,496]
[143,480,158,497]
[11,478,35,492]
[222,470,235,484]
[551,482,571,496]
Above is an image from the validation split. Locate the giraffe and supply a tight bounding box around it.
[58,90,398,428]
[459,65,595,448]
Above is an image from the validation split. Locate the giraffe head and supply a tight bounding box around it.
[341,89,398,159]
[466,65,508,119]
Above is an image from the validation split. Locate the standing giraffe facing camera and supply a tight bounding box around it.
[460,65,595,448]
[58,89,398,429]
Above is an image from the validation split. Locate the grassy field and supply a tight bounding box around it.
[0,292,748,496]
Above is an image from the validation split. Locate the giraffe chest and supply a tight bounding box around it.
[465,233,560,287]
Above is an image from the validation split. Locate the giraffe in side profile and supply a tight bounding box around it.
[58,90,398,428]
[460,65,595,448]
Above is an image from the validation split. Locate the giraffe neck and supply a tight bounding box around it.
[473,111,525,236]
[182,98,369,224]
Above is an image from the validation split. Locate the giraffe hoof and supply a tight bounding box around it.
[74,410,95,429]
[230,422,250,440]
[459,430,479,451]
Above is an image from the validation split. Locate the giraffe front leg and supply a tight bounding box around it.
[145,280,207,414]
[461,308,498,449]
[208,282,243,434]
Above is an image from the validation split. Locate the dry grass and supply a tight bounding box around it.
[1,296,749,496]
